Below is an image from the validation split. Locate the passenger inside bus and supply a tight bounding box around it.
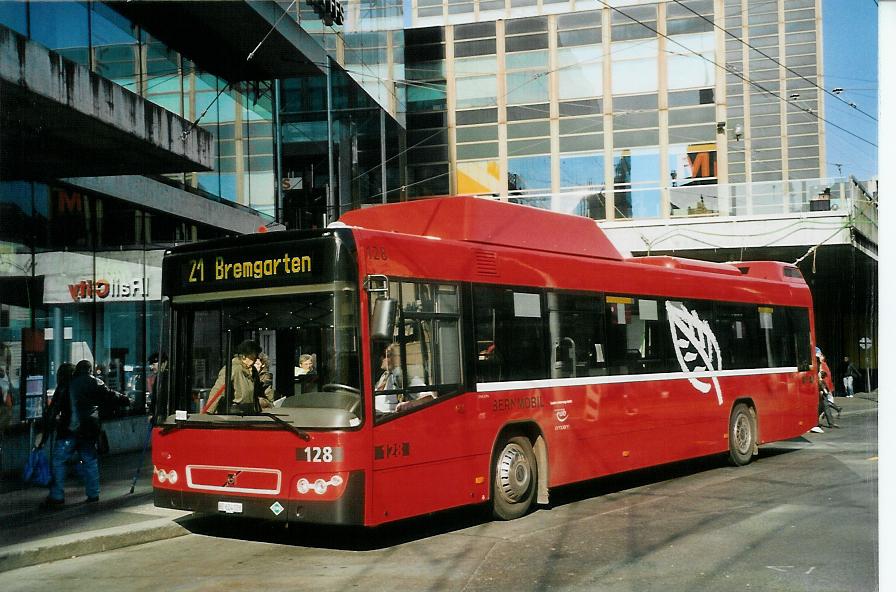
[294,353,318,394]
[202,340,274,414]
[295,354,316,376]
[374,343,435,413]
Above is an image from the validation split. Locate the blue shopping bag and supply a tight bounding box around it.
[22,448,51,487]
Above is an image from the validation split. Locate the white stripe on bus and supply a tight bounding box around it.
[475,367,799,393]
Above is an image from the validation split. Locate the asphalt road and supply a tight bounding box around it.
[0,406,877,592]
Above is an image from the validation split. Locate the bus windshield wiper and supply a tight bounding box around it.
[253,412,311,441]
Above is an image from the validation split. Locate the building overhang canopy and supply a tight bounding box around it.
[112,0,328,82]
[0,27,213,180]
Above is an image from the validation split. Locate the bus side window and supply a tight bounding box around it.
[605,296,674,375]
[373,281,462,419]
[788,308,812,371]
[713,303,766,370]
[473,286,546,382]
[547,291,607,379]
[764,307,797,369]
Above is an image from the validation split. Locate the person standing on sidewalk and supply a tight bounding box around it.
[39,360,129,508]
[839,356,860,398]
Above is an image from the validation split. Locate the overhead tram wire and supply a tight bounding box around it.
[792,221,853,270]
[183,0,297,139]
[276,5,876,200]
[247,0,298,62]
[345,18,877,189]
[594,0,877,149]
[669,0,877,123]
[365,171,452,202]
[331,32,673,187]
[343,37,665,185]
[181,82,230,140]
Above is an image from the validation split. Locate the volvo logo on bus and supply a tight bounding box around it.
[666,301,724,405]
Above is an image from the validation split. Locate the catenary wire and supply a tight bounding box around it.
[594,0,877,149]
[668,0,877,122]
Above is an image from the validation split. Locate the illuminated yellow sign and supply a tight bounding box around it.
[168,239,335,297]
[185,253,312,284]
[215,254,311,280]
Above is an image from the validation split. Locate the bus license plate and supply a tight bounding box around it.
[217,501,243,514]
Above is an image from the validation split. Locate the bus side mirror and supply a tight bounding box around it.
[371,298,397,341]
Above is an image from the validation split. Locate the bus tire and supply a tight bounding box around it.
[728,403,757,466]
[492,436,537,520]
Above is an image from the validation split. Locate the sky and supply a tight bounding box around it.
[822,0,879,181]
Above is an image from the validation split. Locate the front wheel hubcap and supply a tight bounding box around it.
[734,413,752,454]
[497,443,531,502]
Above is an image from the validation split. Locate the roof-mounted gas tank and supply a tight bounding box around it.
[338,197,624,260]
[632,256,743,276]
[734,261,806,283]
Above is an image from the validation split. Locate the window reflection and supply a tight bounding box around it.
[508,155,551,191]
[560,153,604,188]
[667,33,715,90]
[611,39,658,95]
[456,76,498,108]
[669,143,718,187]
[558,47,602,100]
[91,3,140,89]
[613,149,661,218]
[506,67,550,106]
[29,1,90,65]
[458,160,502,194]
[0,2,27,36]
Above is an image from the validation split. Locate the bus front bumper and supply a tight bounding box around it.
[153,471,365,525]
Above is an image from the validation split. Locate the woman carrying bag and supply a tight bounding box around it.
[37,363,74,506]
[39,361,129,508]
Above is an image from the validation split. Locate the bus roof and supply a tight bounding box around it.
[631,256,743,276]
[339,197,625,261]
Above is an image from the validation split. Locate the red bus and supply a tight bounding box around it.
[152,197,817,525]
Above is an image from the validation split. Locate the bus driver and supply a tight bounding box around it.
[374,343,435,413]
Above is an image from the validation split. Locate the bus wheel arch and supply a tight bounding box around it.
[490,422,547,520]
[728,399,759,466]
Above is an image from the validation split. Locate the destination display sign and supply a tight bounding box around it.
[164,239,339,296]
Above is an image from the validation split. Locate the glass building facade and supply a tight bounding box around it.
[0,0,409,428]
[403,0,824,219]
[2,1,279,216]
[0,2,283,426]
[0,182,229,423]
[277,0,408,226]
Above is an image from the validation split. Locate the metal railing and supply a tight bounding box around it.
[474,177,877,240]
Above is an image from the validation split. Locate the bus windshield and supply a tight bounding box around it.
[166,286,361,429]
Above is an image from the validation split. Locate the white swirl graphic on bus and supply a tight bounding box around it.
[665,301,723,405]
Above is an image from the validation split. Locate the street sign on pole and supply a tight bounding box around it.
[859,337,873,393]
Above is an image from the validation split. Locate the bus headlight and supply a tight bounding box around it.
[297,474,344,495]
[155,467,178,484]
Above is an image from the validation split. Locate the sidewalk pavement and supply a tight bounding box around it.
[0,392,880,573]
[0,448,190,573]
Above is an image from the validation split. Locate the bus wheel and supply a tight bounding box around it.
[728,403,757,466]
[492,436,537,520]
